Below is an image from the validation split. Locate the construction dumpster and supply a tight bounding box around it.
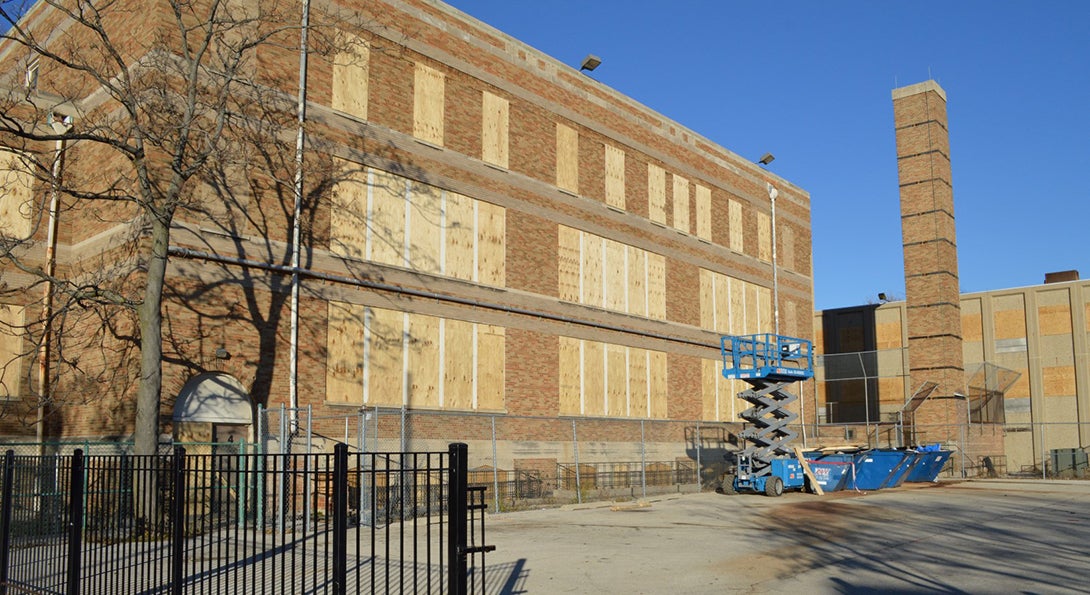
[803,452,856,492]
[845,449,914,491]
[906,450,952,482]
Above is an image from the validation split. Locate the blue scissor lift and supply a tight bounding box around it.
[721,333,814,496]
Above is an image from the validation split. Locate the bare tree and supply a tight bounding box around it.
[0,0,375,463]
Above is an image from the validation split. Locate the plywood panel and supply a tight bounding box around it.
[702,358,717,421]
[757,211,771,262]
[366,307,404,406]
[627,247,646,317]
[994,308,1027,340]
[444,191,474,281]
[413,63,444,145]
[582,234,603,307]
[649,350,668,419]
[409,181,442,274]
[715,273,730,334]
[758,286,772,334]
[558,225,581,302]
[329,163,367,260]
[369,168,406,267]
[962,313,983,342]
[0,304,25,396]
[477,201,506,287]
[407,313,440,409]
[1043,365,1076,397]
[443,319,474,410]
[583,341,605,416]
[481,91,509,168]
[695,184,712,242]
[745,283,759,334]
[672,174,690,233]
[607,345,627,417]
[559,337,582,415]
[0,151,33,239]
[728,200,743,253]
[605,144,625,209]
[647,163,666,225]
[729,277,745,335]
[326,301,365,404]
[1039,304,1072,336]
[629,348,648,418]
[331,39,369,119]
[647,252,666,320]
[476,325,505,410]
[556,123,579,193]
[605,238,627,312]
[699,269,714,331]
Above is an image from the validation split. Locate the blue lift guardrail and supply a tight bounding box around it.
[721,333,814,382]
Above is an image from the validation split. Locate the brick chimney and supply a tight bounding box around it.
[893,80,964,438]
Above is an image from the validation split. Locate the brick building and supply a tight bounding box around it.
[0,0,813,476]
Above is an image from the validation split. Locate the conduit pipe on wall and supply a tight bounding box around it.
[288,0,312,431]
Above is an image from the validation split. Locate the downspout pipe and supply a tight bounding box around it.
[289,0,311,431]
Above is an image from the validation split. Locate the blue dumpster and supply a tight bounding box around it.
[845,449,912,490]
[906,450,952,482]
[803,452,855,492]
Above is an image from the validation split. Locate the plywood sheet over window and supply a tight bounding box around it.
[558,225,581,302]
[714,274,730,334]
[699,269,714,331]
[331,38,369,119]
[413,63,444,145]
[581,234,603,307]
[366,308,404,406]
[0,151,33,239]
[728,199,743,253]
[476,325,505,410]
[0,304,26,397]
[745,283,759,334]
[444,191,474,281]
[649,351,668,418]
[561,339,668,420]
[701,358,718,421]
[647,164,666,225]
[409,181,442,274]
[729,279,745,335]
[582,341,605,416]
[559,337,582,415]
[629,348,649,418]
[627,247,646,317]
[647,253,667,320]
[407,313,440,409]
[757,286,772,334]
[672,174,690,233]
[482,91,509,168]
[369,169,407,267]
[757,211,771,262]
[329,162,368,260]
[443,319,474,410]
[556,123,579,193]
[327,301,366,403]
[606,345,627,417]
[605,144,625,209]
[477,201,506,287]
[695,184,712,242]
[604,239,627,312]
[1038,304,1072,336]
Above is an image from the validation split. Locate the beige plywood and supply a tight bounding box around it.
[476,325,505,410]
[647,252,666,320]
[962,313,983,342]
[367,307,404,406]
[556,123,579,193]
[331,39,369,119]
[672,174,690,233]
[407,313,440,409]
[329,164,368,260]
[444,191,474,281]
[745,283,759,334]
[326,301,366,404]
[629,348,649,418]
[695,184,712,242]
[0,304,25,396]
[477,201,506,287]
[702,358,717,421]
[409,181,442,274]
[1038,304,1072,336]
[481,91,509,168]
[627,248,646,317]
[605,239,627,312]
[758,286,772,334]
[0,151,33,239]
[699,269,714,330]
[876,321,904,349]
[413,63,444,145]
[443,319,474,410]
[605,144,626,209]
[559,337,582,415]
[728,200,743,253]
[558,226,581,302]
[715,273,730,334]
[369,168,406,267]
[647,163,666,225]
[583,341,605,416]
[582,234,603,307]
[607,345,627,417]
[649,351,668,419]
[1043,365,1076,397]
[994,308,1027,340]
[729,277,745,335]
[757,211,771,262]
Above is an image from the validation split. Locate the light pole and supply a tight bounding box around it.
[767,182,779,337]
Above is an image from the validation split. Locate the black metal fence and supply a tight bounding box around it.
[0,442,491,594]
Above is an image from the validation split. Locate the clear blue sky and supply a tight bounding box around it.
[446,1,1090,310]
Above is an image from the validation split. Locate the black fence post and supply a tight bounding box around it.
[66,449,85,595]
[332,443,348,595]
[448,442,468,595]
[0,450,15,595]
[171,447,187,595]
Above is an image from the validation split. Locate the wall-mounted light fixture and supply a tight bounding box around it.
[215,347,231,360]
[758,152,775,166]
[579,54,602,72]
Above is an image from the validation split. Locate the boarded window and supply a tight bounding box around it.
[647,164,666,225]
[728,199,743,253]
[672,174,690,233]
[326,301,366,403]
[331,38,369,119]
[758,211,771,262]
[695,184,712,242]
[558,226,581,302]
[482,91,509,168]
[413,63,444,145]
[556,123,578,193]
[0,151,34,239]
[0,304,25,397]
[605,144,625,209]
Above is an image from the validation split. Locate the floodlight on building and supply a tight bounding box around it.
[579,54,601,72]
[878,292,888,302]
[758,152,775,166]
